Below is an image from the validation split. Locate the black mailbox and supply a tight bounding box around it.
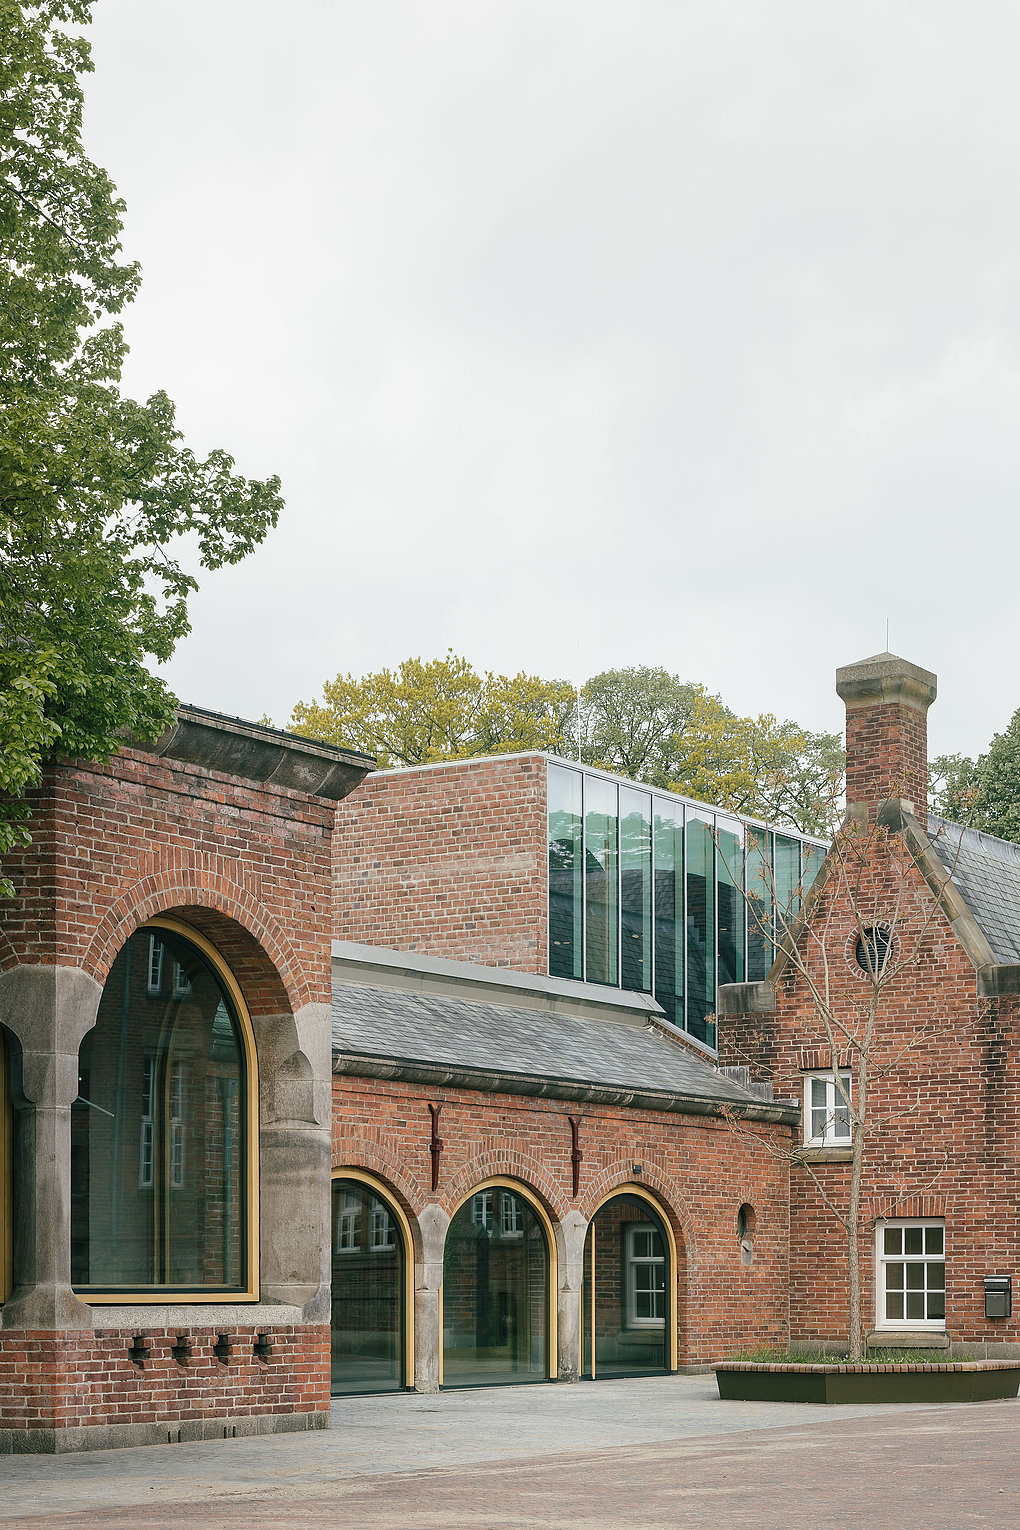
[984,1275,1012,1319]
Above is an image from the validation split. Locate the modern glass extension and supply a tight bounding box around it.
[548,761,828,1050]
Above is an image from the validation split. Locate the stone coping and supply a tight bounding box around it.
[716,1360,1020,1374]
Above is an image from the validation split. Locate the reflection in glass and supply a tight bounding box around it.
[583,1195,669,1378]
[548,764,584,980]
[71,927,246,1293]
[745,826,772,981]
[443,1188,548,1386]
[653,801,684,1028]
[686,813,715,1046]
[620,788,652,993]
[331,1179,405,1394]
[716,819,744,988]
[801,840,827,895]
[774,835,801,935]
[585,778,618,985]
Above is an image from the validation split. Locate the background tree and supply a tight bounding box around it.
[928,711,1020,844]
[574,666,705,787]
[290,653,575,768]
[1,0,282,893]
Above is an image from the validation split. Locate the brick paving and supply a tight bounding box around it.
[2,1376,1019,1529]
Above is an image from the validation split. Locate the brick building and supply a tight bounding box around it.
[3,648,1019,1452]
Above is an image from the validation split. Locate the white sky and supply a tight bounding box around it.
[81,1,1020,758]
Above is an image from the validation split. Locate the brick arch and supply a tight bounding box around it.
[443,1141,568,1221]
[581,1159,698,1268]
[331,1156,425,1265]
[82,871,308,1015]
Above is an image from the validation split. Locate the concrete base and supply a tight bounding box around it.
[0,1408,330,1455]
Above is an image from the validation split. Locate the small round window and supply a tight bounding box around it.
[854,924,893,977]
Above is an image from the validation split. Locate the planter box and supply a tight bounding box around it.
[715,1361,1020,1404]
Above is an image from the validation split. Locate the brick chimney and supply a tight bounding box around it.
[835,652,937,830]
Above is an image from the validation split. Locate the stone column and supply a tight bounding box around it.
[414,1203,449,1393]
[0,965,100,1330]
[557,1210,588,1382]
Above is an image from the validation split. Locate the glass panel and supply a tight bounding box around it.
[906,1291,925,1320]
[585,778,619,986]
[905,1264,924,1290]
[620,789,652,994]
[686,812,715,1046]
[443,1188,548,1386]
[886,1263,904,1290]
[0,1031,9,1305]
[331,1181,404,1394]
[834,1075,851,1138]
[925,1226,944,1255]
[583,1195,669,1379]
[548,765,583,981]
[745,826,773,981]
[928,1291,946,1320]
[928,1263,945,1290]
[904,1227,923,1256]
[884,1227,902,1256]
[801,840,827,893]
[886,1291,905,1320]
[71,928,246,1292]
[653,799,684,1028]
[774,836,801,935]
[716,819,744,987]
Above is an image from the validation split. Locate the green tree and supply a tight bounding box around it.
[290,653,575,767]
[576,666,706,787]
[1,0,282,893]
[964,709,1020,843]
[928,752,981,823]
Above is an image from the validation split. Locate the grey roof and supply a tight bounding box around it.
[929,816,1020,964]
[331,979,766,1111]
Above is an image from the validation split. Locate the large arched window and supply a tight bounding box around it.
[582,1188,677,1379]
[71,920,258,1299]
[443,1180,557,1388]
[331,1173,414,1394]
[0,1028,11,1304]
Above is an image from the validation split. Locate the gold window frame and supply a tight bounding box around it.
[331,1169,416,1389]
[0,1029,11,1304]
[582,1184,679,1377]
[78,916,260,1304]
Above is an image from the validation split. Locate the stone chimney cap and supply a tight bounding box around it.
[835,652,937,713]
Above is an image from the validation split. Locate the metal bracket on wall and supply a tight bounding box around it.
[568,1115,583,1198]
[428,1102,444,1191]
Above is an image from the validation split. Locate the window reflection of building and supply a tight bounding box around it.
[625,1225,665,1327]
[444,1186,550,1388]
[583,1193,672,1379]
[330,1177,406,1395]
[71,923,252,1297]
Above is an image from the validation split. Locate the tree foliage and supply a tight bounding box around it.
[1,0,283,892]
[290,653,575,768]
[928,712,1020,845]
[293,656,844,833]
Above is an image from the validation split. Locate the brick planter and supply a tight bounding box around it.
[715,1361,1020,1404]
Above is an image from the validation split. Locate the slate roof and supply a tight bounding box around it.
[331,980,763,1109]
[929,815,1020,964]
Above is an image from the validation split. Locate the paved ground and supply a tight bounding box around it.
[3,1375,1019,1528]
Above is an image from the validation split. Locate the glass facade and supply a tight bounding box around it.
[582,1194,670,1378]
[331,1178,406,1394]
[71,927,248,1294]
[443,1187,549,1387]
[547,762,828,1051]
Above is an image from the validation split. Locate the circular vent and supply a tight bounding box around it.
[855,924,893,976]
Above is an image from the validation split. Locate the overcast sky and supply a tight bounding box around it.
[81,1,1020,758]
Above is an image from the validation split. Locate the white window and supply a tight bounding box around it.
[147,935,164,996]
[626,1224,666,1327]
[471,1191,493,1231]
[168,1061,186,1188]
[139,1056,155,1188]
[877,1222,945,1327]
[803,1071,852,1145]
[171,960,191,999]
[335,1191,360,1252]
[500,1193,523,1237]
[369,1201,395,1250]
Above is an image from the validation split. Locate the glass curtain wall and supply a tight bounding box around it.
[547,762,828,1050]
[331,1179,406,1394]
[443,1188,549,1387]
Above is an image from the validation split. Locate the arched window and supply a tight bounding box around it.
[331,1173,413,1394]
[71,921,258,1299]
[0,1029,11,1304]
[582,1189,677,1378]
[443,1180,557,1388]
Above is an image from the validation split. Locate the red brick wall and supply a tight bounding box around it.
[721,834,1020,1347]
[1,750,335,1009]
[844,700,929,829]
[0,1326,329,1433]
[333,755,549,972]
[332,1074,792,1364]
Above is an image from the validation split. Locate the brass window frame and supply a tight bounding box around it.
[76,916,260,1305]
[0,1029,11,1304]
[331,1169,416,1389]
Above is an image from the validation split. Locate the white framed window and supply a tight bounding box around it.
[171,960,191,999]
[803,1071,851,1145]
[139,1056,155,1188]
[876,1221,945,1328]
[168,1061,186,1189]
[369,1201,395,1250]
[147,935,164,996]
[626,1224,665,1327]
[500,1193,523,1237]
[335,1191,360,1252]
[471,1191,493,1231]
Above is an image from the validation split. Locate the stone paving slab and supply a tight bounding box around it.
[1,1375,1018,1528]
